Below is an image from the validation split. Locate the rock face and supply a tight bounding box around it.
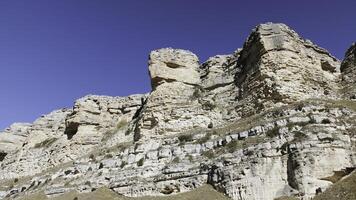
[0,123,31,154]
[0,23,355,200]
[149,48,201,89]
[341,43,356,99]
[135,48,226,140]
[0,95,145,180]
[236,23,340,116]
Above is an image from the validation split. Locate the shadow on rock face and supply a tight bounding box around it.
[0,152,7,161]
[64,122,79,140]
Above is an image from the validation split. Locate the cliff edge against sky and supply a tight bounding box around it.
[0,23,355,200]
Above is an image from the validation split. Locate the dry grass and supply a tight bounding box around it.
[102,119,129,142]
[274,196,298,200]
[320,169,354,183]
[225,136,266,153]
[17,185,230,200]
[313,171,356,200]
[34,138,58,148]
[308,99,356,112]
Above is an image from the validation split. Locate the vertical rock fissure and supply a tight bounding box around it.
[286,147,299,190]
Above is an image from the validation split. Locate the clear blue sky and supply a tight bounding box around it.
[0,0,355,130]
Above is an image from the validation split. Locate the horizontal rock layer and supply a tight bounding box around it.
[0,23,355,200]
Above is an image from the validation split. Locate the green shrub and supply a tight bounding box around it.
[104,153,113,158]
[202,102,216,110]
[225,136,265,154]
[34,138,57,148]
[101,130,116,142]
[116,119,128,130]
[120,161,127,168]
[191,87,202,100]
[137,158,144,166]
[274,196,299,200]
[308,114,317,124]
[202,150,215,159]
[287,121,309,131]
[161,186,174,195]
[226,140,239,153]
[245,150,254,156]
[292,131,308,142]
[178,134,193,144]
[89,154,95,161]
[266,127,280,138]
[196,133,211,144]
[286,123,294,131]
[172,157,180,163]
[101,119,129,142]
[64,181,70,187]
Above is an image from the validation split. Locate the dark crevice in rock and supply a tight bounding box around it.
[0,152,7,161]
[64,122,79,140]
[321,60,336,73]
[287,148,299,190]
[132,97,147,120]
[129,97,147,140]
[151,77,200,90]
[151,77,176,89]
[165,62,182,68]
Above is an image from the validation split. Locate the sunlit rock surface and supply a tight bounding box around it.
[0,23,355,200]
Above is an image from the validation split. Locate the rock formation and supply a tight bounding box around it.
[0,23,354,200]
[341,43,356,100]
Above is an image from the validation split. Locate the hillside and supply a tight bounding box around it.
[0,23,355,200]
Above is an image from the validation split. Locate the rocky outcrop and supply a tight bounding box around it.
[149,48,201,89]
[135,48,223,140]
[0,23,355,200]
[0,95,145,181]
[236,23,340,116]
[0,109,71,179]
[0,123,31,155]
[341,43,356,99]
[64,95,145,144]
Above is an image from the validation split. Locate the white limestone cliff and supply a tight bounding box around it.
[0,23,355,200]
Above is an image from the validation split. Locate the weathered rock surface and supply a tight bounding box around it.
[135,48,225,140]
[341,43,356,99]
[0,123,31,155]
[0,23,355,200]
[149,48,201,89]
[0,95,145,180]
[236,23,341,116]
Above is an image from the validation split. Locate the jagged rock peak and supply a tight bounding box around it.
[341,42,356,99]
[244,23,338,61]
[345,42,356,57]
[148,48,200,90]
[341,42,356,72]
[235,22,341,114]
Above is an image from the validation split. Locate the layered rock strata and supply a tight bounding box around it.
[0,23,354,200]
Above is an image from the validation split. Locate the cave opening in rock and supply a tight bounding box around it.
[0,152,7,161]
[64,123,79,140]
